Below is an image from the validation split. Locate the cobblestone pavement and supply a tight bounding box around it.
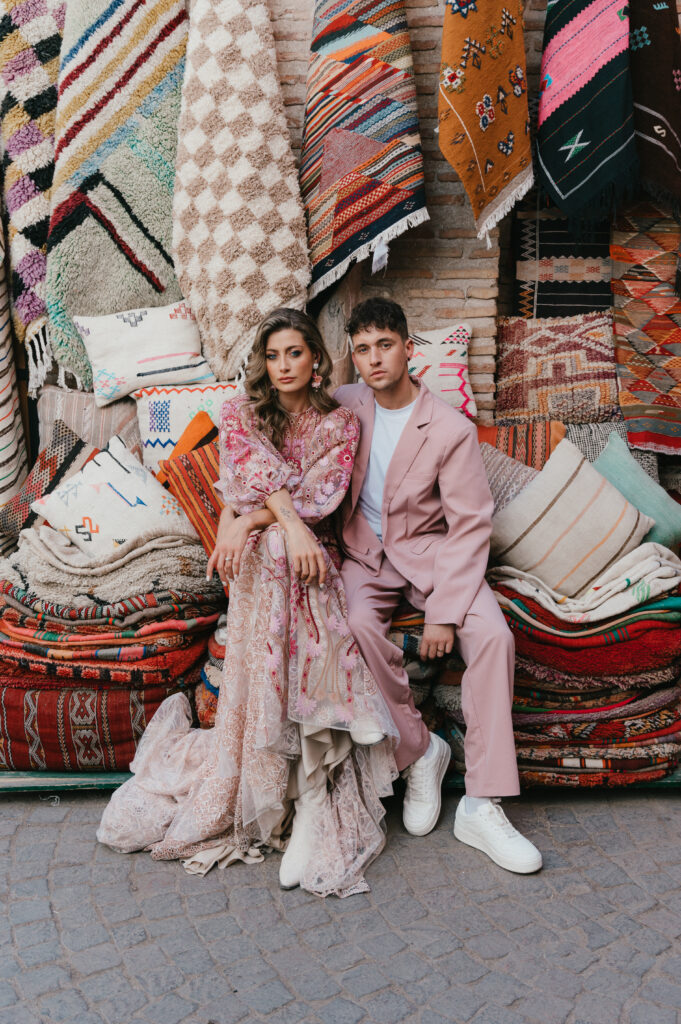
[2,787,681,1024]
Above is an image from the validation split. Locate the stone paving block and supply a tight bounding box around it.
[182,996,248,1024]
[38,988,89,1021]
[239,979,293,1014]
[513,992,572,1024]
[469,969,530,1007]
[639,978,681,1009]
[361,989,414,1023]
[340,963,390,998]
[13,918,59,949]
[16,964,70,999]
[68,942,123,976]
[0,982,15,1009]
[140,993,195,1024]
[61,922,110,952]
[0,954,17,981]
[429,984,486,1022]
[17,938,62,967]
[316,997,366,1024]
[570,992,629,1024]
[98,986,148,1024]
[628,1001,678,1024]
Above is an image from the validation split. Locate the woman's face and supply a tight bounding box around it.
[265,328,315,397]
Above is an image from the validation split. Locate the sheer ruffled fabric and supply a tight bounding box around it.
[98,400,398,897]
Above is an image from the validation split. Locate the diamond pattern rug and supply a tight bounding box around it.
[172,0,310,381]
[610,202,681,455]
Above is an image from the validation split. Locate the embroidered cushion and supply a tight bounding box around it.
[480,444,539,514]
[495,312,619,423]
[73,302,215,407]
[490,439,654,597]
[477,421,566,470]
[594,433,681,552]
[160,440,223,557]
[0,421,97,541]
[134,382,237,474]
[408,322,476,418]
[32,435,198,559]
[155,412,218,487]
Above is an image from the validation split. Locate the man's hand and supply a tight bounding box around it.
[420,623,455,661]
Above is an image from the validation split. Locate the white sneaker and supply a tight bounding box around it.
[453,797,543,874]
[279,783,326,890]
[402,733,451,836]
[349,724,385,746]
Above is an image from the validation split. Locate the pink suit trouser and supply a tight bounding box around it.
[341,554,520,796]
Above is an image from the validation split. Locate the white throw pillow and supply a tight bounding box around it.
[73,301,215,407]
[408,322,476,418]
[134,382,238,473]
[31,435,198,559]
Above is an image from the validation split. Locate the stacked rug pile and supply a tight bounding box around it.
[0,403,227,772]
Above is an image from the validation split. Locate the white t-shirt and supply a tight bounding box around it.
[358,399,417,540]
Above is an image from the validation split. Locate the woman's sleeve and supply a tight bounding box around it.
[291,408,359,523]
[216,397,294,514]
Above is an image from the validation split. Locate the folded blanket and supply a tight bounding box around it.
[519,765,676,787]
[514,654,681,692]
[488,543,681,624]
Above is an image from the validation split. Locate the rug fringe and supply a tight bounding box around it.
[307,207,431,300]
[26,320,53,397]
[475,166,535,243]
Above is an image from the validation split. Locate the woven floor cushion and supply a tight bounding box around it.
[477,422,566,470]
[0,682,184,771]
[161,440,223,556]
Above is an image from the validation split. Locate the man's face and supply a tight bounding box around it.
[351,325,413,392]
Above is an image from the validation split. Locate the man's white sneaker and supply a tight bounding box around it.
[453,797,542,874]
[402,733,451,836]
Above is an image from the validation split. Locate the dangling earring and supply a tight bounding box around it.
[311,361,322,390]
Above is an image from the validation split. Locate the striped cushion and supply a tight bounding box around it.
[160,441,223,556]
[156,412,218,487]
[490,439,654,597]
[480,444,538,514]
[477,422,566,470]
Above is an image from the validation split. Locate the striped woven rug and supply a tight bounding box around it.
[300,0,428,299]
[46,0,186,389]
[0,229,27,547]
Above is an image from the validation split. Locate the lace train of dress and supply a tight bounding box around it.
[98,524,398,898]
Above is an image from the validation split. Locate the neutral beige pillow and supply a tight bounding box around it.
[490,439,655,597]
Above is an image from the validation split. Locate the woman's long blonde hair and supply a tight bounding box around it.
[244,308,338,449]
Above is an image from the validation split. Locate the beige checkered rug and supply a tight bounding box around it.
[172,0,311,381]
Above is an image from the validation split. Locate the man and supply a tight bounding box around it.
[336,297,541,874]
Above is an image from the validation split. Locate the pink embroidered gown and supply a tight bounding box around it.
[98,397,397,897]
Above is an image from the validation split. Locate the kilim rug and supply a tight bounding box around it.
[630,0,681,211]
[46,0,187,389]
[0,680,192,771]
[536,0,638,222]
[0,229,27,523]
[495,312,620,424]
[610,203,681,453]
[301,0,429,296]
[0,0,63,388]
[438,0,532,243]
[512,192,611,318]
[173,0,310,380]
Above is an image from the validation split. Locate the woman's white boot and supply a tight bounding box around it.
[279,782,327,890]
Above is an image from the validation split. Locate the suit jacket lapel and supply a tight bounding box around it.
[350,385,375,512]
[382,386,433,510]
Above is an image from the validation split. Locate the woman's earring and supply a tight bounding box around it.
[311,361,322,390]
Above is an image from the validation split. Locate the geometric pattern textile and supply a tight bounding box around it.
[0,682,184,771]
[476,421,566,470]
[0,419,95,542]
[155,412,218,488]
[301,0,429,297]
[630,0,681,211]
[610,203,681,454]
[512,193,612,318]
[73,303,214,407]
[438,0,533,241]
[37,386,137,453]
[161,441,224,559]
[565,421,659,480]
[134,382,236,474]
[0,230,27,509]
[0,0,63,366]
[536,0,638,223]
[408,323,476,417]
[480,443,538,515]
[46,0,187,388]
[172,0,310,380]
[495,313,620,424]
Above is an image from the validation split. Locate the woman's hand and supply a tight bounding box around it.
[285,520,327,587]
[207,510,255,583]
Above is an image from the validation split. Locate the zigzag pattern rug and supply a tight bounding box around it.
[512,192,612,318]
[46,0,186,388]
[0,0,64,386]
[300,0,428,298]
[610,202,681,454]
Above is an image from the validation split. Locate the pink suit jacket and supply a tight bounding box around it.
[335,381,494,627]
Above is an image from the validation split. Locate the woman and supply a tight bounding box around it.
[98,309,397,897]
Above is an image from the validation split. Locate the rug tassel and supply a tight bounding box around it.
[26,321,53,397]
[475,167,534,244]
